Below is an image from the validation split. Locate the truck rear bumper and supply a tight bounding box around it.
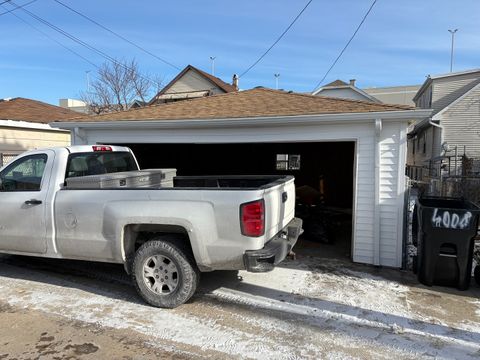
[243,217,303,272]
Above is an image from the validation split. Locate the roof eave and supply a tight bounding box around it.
[51,109,433,130]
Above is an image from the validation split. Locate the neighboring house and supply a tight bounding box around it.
[312,79,381,103]
[59,98,89,114]
[0,97,76,166]
[148,64,237,105]
[129,100,147,109]
[406,69,480,180]
[363,85,421,106]
[52,88,431,268]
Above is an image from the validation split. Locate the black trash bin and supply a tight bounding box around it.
[414,196,480,290]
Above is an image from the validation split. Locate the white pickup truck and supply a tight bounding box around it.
[0,145,302,308]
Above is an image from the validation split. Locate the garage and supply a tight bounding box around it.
[52,88,432,268]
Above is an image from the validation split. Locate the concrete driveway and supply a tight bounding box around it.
[0,253,479,359]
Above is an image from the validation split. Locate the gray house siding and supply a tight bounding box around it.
[439,83,480,158]
[431,74,480,114]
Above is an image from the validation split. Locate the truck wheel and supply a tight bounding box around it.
[132,238,199,308]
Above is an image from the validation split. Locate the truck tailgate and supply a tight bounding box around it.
[263,177,296,242]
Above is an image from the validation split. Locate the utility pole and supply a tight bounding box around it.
[274,73,280,90]
[448,29,458,72]
[209,56,216,76]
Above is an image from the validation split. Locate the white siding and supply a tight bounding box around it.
[0,126,70,153]
[75,117,409,268]
[165,69,225,95]
[439,84,480,158]
[316,88,373,102]
[431,74,480,113]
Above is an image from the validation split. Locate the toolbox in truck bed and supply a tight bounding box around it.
[65,169,177,189]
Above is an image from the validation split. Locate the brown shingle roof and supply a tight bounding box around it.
[324,79,348,87]
[58,88,413,123]
[0,97,80,123]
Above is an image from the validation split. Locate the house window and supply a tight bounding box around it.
[276,154,301,170]
[423,133,427,154]
[412,139,416,154]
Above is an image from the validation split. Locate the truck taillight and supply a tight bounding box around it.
[92,145,112,152]
[240,199,265,237]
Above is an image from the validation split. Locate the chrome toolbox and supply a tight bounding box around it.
[66,169,177,189]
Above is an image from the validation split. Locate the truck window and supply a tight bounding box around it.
[65,151,138,178]
[0,154,48,191]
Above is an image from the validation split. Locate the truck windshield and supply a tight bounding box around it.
[65,151,139,178]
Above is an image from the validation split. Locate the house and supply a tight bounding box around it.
[312,79,381,103]
[0,97,76,166]
[148,64,237,105]
[406,69,480,180]
[59,98,88,114]
[52,88,432,268]
[363,85,421,106]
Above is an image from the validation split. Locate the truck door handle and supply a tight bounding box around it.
[25,199,42,205]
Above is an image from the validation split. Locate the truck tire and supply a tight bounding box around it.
[132,237,199,308]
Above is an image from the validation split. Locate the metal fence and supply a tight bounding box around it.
[413,153,480,205]
[0,153,18,167]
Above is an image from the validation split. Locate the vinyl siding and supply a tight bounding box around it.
[165,69,226,95]
[439,84,480,158]
[431,73,480,114]
[316,88,374,102]
[379,122,406,267]
[0,127,70,153]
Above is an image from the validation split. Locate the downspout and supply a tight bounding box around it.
[73,127,87,145]
[429,119,444,155]
[374,118,382,266]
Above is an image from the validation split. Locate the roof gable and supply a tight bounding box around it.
[148,65,236,104]
[58,88,412,123]
[414,68,480,102]
[0,97,80,123]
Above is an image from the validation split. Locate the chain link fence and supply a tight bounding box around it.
[0,153,18,167]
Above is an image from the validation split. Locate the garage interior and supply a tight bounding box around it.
[120,141,355,260]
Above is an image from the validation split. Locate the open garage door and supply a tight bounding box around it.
[118,142,356,260]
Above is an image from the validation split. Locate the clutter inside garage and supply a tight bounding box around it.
[121,141,356,261]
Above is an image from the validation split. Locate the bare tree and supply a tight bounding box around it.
[80,59,163,115]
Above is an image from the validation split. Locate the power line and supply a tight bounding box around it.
[52,0,181,71]
[50,0,228,98]
[1,3,99,69]
[239,0,314,78]
[6,0,162,87]
[312,0,378,92]
[0,0,36,16]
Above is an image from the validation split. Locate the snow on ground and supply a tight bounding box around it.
[0,254,480,359]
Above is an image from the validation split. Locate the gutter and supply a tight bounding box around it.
[50,109,434,131]
[0,119,68,132]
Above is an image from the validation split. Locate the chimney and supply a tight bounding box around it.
[349,79,356,87]
[232,74,239,90]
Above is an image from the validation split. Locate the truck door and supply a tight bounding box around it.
[0,151,54,253]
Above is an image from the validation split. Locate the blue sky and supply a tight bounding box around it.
[0,0,479,105]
